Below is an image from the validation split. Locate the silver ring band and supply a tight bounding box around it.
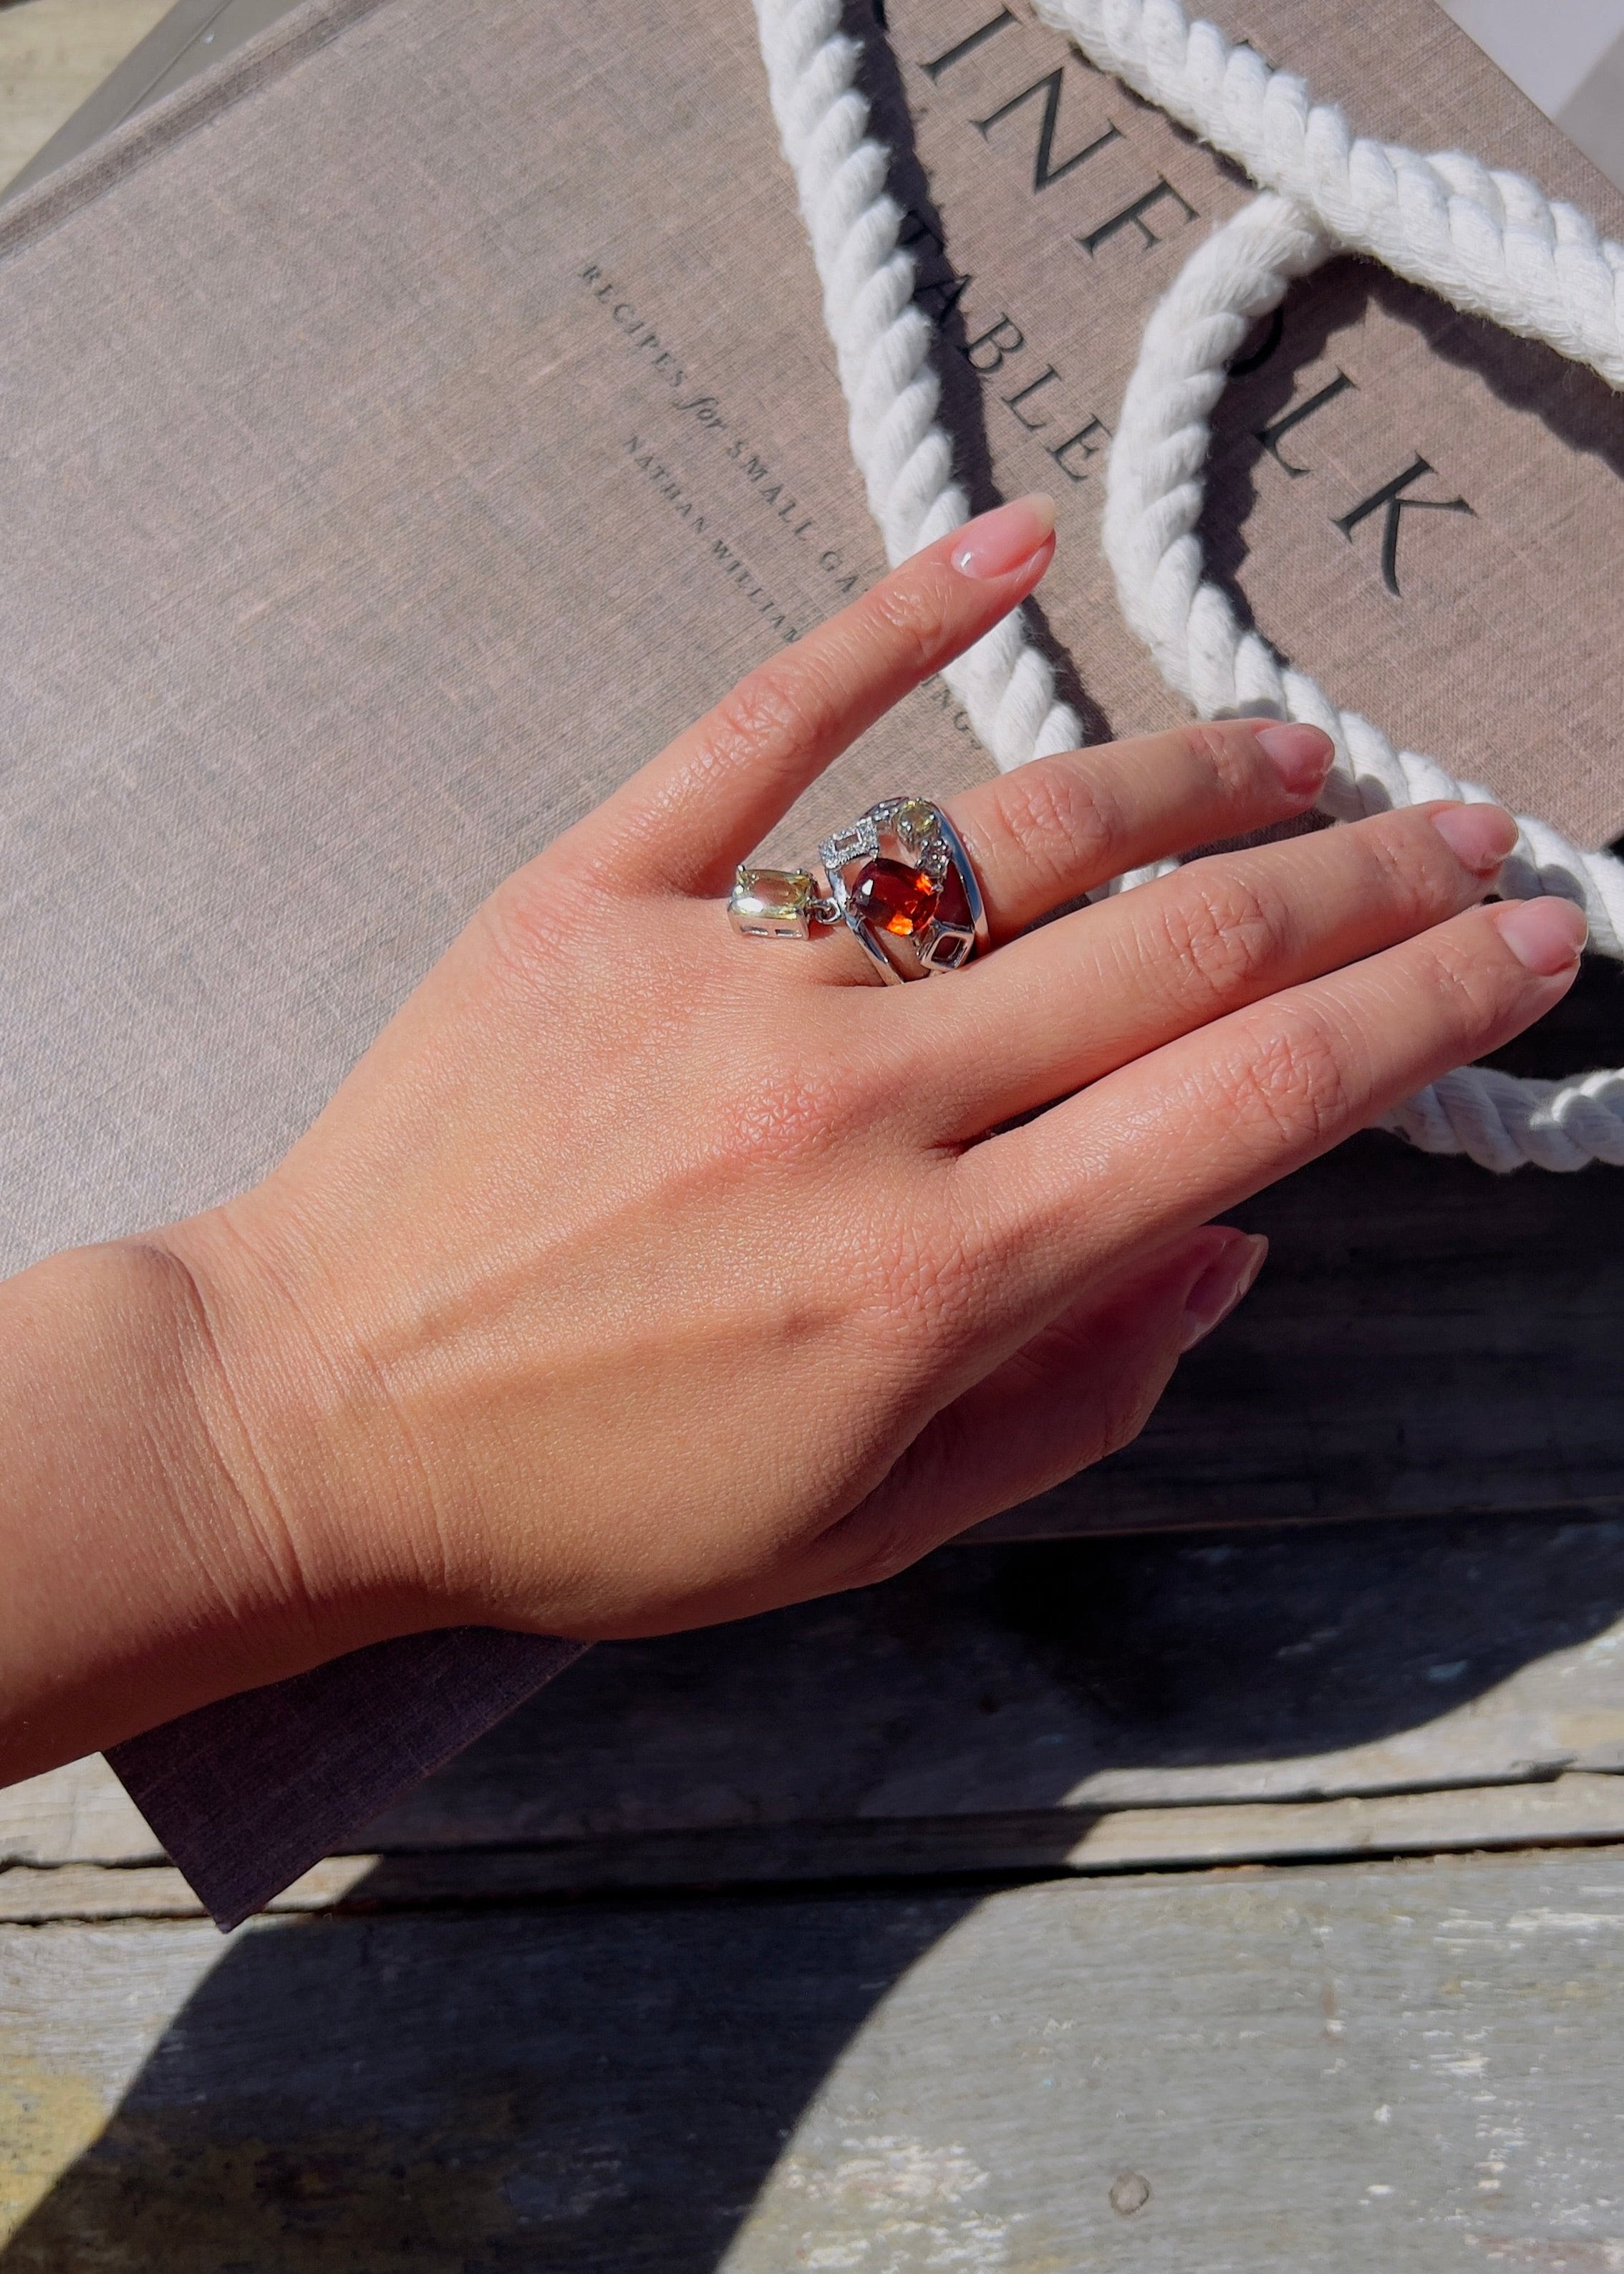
[728,798,989,983]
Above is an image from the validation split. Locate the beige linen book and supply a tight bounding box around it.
[0,0,1620,1923]
[3,0,1623,1276]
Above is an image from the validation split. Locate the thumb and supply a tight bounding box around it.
[812,1225,1268,1589]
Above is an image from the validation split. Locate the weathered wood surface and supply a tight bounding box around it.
[0,0,172,189]
[6,1513,1624,1889]
[10,1772,1624,1922]
[4,1849,1623,2268]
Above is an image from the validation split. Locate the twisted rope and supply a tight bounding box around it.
[1106,189,1624,1169]
[753,0,1081,768]
[753,0,1624,1170]
[1033,0,1624,385]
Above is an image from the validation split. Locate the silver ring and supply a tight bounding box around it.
[728,797,989,983]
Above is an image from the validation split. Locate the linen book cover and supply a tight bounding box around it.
[1,0,1619,1919]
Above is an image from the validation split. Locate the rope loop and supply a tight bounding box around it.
[753,0,1624,1169]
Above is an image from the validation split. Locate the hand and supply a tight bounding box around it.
[0,495,1586,1768]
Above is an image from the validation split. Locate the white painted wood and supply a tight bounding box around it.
[3,1849,1623,2267]
[6,1773,1624,1919]
[10,1521,1624,1871]
[725,1854,1624,2273]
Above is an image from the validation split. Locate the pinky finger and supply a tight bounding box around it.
[805,1225,1266,1591]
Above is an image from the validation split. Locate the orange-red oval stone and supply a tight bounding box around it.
[850,859,940,937]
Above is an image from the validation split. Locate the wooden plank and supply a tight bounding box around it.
[0,0,173,189]
[0,1755,160,1868]
[290,1508,1624,1868]
[7,1772,1624,1919]
[994,1114,1624,1536]
[4,1847,1624,2266]
[9,1511,1624,1871]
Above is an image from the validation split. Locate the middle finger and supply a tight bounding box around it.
[944,716,1336,942]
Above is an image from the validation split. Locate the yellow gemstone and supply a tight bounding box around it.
[730,866,815,938]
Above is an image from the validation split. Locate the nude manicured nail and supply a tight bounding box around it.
[1179,1233,1269,1354]
[1431,801,1519,875]
[1254,723,1334,796]
[1493,896,1589,975]
[950,493,1058,580]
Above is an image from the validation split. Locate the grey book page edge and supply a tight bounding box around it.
[0,0,384,239]
[5,0,294,199]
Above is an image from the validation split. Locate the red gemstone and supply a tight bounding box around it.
[850,858,940,938]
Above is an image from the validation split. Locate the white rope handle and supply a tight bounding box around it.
[1106,191,1624,1169]
[752,0,1624,1170]
[1033,0,1624,385]
[753,0,1080,769]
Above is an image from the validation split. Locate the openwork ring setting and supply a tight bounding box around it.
[728,799,989,983]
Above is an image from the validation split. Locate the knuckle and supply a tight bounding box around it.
[836,1503,934,1591]
[1416,923,1517,1041]
[1351,817,1451,928]
[707,663,835,768]
[984,758,1120,897]
[826,1177,987,1369]
[874,1211,975,1348]
[1093,1364,1163,1464]
[1018,1309,1156,1467]
[1221,1008,1360,1153]
[707,1050,854,1169]
[480,857,604,984]
[707,1027,914,1172]
[867,574,956,675]
[1156,864,1290,1007]
[1181,719,1261,801]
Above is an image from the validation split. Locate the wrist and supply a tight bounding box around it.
[155,1198,451,1659]
[0,1234,337,1778]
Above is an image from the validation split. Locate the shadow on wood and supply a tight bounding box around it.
[9,1512,1624,2265]
[9,1851,1624,2269]
[357,1512,1624,1856]
[994,1118,1624,1536]
[0,1894,977,2272]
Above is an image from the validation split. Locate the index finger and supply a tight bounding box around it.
[583,496,1060,897]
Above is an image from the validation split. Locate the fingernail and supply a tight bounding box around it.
[1255,723,1335,797]
[1492,896,1589,975]
[1431,801,1519,876]
[1179,1232,1269,1354]
[950,493,1057,580]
